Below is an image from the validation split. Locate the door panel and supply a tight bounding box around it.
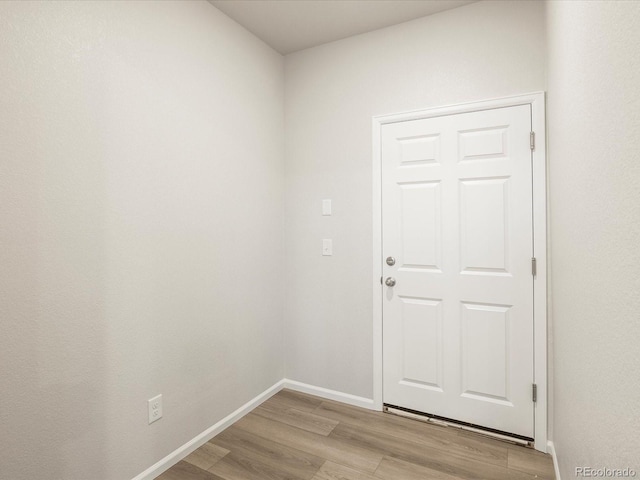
[400,182,441,270]
[460,177,509,273]
[400,296,442,390]
[461,301,511,403]
[382,105,534,438]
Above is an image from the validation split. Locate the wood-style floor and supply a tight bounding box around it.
[157,389,555,480]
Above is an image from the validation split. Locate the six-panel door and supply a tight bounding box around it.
[381,105,534,438]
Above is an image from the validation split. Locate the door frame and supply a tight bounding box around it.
[371,92,548,452]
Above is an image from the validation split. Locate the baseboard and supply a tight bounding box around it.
[547,440,561,480]
[283,378,376,410]
[131,379,376,480]
[131,379,285,480]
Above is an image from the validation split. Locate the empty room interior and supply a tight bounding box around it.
[1,0,639,479]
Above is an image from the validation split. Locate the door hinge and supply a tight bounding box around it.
[531,257,537,277]
[532,383,538,403]
[530,132,535,151]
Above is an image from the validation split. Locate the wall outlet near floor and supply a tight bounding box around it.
[148,394,162,424]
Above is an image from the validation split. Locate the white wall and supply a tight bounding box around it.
[284,0,546,399]
[0,2,284,479]
[546,1,640,478]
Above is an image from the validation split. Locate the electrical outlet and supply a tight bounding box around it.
[322,239,332,256]
[148,394,162,424]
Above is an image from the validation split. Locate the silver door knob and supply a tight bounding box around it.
[385,277,396,287]
[386,256,396,266]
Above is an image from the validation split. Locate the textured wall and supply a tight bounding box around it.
[0,2,284,479]
[546,1,640,478]
[284,0,546,399]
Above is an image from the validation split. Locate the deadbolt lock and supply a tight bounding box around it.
[386,256,396,266]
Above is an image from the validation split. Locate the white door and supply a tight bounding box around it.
[381,104,534,438]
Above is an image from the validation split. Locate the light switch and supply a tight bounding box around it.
[322,199,332,216]
[322,239,332,256]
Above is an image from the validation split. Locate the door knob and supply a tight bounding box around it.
[386,256,396,266]
[385,277,396,287]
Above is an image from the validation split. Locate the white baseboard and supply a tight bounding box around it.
[131,379,285,480]
[131,379,377,480]
[282,378,376,410]
[547,440,561,480]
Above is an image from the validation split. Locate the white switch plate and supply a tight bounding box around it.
[148,394,162,424]
[322,199,332,216]
[322,239,332,256]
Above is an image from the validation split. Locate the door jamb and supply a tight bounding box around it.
[371,92,548,452]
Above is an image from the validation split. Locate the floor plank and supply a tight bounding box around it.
[208,450,314,480]
[374,456,464,480]
[312,460,378,480]
[269,389,324,412]
[210,425,325,479]
[508,446,556,479]
[183,443,229,471]
[254,404,339,436]
[235,412,384,474]
[156,461,225,480]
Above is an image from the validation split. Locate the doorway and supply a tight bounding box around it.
[372,93,547,452]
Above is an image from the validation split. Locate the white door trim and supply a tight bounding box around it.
[372,92,548,452]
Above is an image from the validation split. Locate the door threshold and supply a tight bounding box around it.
[383,404,533,448]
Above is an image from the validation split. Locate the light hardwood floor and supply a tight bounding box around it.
[157,389,555,480]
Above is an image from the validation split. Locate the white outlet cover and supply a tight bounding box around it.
[148,394,163,424]
[322,239,332,256]
[322,199,332,216]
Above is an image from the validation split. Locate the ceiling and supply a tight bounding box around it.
[208,0,477,55]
